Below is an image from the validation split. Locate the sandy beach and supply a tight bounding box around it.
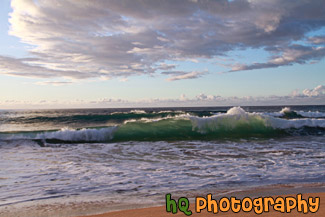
[1,184,324,217]
[79,192,324,217]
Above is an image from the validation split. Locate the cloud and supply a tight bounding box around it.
[196,93,221,101]
[0,56,95,79]
[0,0,324,80]
[179,94,187,101]
[35,81,74,86]
[2,84,323,109]
[302,85,325,97]
[163,70,206,81]
[308,36,325,45]
[229,45,325,72]
[119,77,128,82]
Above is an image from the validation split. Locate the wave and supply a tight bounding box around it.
[265,107,325,119]
[1,107,325,144]
[192,107,325,131]
[2,110,186,126]
[35,127,117,142]
[296,110,325,118]
[0,127,117,144]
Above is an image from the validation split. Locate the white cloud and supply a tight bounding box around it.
[180,94,187,101]
[35,81,74,86]
[165,71,206,81]
[303,85,325,97]
[229,46,325,72]
[1,84,324,109]
[0,0,323,81]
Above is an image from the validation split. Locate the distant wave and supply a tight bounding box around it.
[2,110,187,126]
[265,107,325,119]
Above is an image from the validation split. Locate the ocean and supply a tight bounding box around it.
[1,105,325,215]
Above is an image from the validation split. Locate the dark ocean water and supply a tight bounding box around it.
[0,105,325,209]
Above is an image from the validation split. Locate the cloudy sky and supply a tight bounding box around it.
[0,0,324,108]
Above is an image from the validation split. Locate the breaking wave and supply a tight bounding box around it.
[1,107,325,144]
[266,107,325,119]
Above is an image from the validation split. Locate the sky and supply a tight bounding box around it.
[0,0,324,109]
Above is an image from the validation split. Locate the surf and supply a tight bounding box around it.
[1,107,325,144]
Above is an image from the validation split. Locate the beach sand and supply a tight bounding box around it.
[1,184,324,217]
[79,192,324,217]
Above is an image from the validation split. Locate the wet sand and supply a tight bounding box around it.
[80,192,324,217]
[1,184,324,217]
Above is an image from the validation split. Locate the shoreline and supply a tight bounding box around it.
[1,183,324,217]
[79,187,325,217]
[79,192,324,217]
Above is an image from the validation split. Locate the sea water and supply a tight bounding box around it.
[0,105,325,214]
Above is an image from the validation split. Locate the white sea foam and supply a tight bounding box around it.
[280,107,292,114]
[190,107,268,133]
[123,114,190,124]
[1,138,325,211]
[110,110,147,115]
[267,117,325,129]
[35,127,118,142]
[260,107,293,117]
[129,110,147,114]
[266,107,325,118]
[226,106,248,116]
[296,110,325,118]
[189,107,325,133]
[0,127,118,142]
